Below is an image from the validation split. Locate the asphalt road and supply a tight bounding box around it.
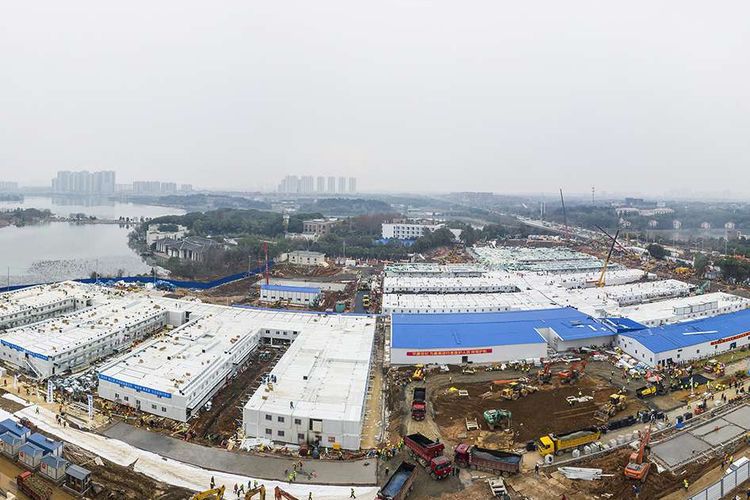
[103,421,378,485]
[353,290,368,313]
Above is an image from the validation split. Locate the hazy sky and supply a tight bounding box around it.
[1,2,749,195]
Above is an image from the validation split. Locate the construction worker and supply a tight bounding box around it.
[350,488,356,498]
[535,463,540,475]
[308,493,312,500]
[384,466,389,477]
[684,478,689,490]
[210,476,215,489]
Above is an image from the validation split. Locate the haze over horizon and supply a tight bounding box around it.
[2,1,749,196]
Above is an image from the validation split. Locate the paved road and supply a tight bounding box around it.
[353,290,367,313]
[103,422,378,486]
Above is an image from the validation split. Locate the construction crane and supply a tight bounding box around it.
[624,425,652,481]
[245,485,266,500]
[559,188,569,238]
[596,228,620,288]
[192,486,225,500]
[274,486,299,500]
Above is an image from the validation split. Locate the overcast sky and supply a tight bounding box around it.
[1,2,749,196]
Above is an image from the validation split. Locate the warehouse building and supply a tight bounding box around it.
[616,309,750,367]
[382,222,444,240]
[0,282,95,330]
[390,307,624,365]
[259,284,321,306]
[0,298,168,379]
[545,269,650,289]
[242,313,376,451]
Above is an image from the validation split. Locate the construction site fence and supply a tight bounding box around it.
[0,261,274,293]
[688,460,750,500]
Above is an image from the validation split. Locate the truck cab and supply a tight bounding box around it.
[536,436,556,457]
[429,456,453,478]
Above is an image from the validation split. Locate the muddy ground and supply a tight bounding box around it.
[433,375,647,443]
[188,344,288,445]
[64,444,192,499]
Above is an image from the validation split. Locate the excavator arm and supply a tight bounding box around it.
[192,486,225,500]
[274,486,299,500]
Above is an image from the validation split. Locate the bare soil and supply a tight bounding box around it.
[433,375,646,443]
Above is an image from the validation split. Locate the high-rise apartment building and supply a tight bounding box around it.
[348,177,357,193]
[52,170,115,195]
[338,177,346,194]
[316,176,325,193]
[327,176,336,193]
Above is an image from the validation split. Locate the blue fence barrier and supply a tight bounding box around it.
[0,261,274,293]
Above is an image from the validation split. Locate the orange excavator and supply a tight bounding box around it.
[558,361,587,384]
[624,425,652,481]
[274,487,298,500]
[537,363,553,384]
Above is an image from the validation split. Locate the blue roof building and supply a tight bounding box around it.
[617,308,750,367]
[391,307,613,364]
[28,433,64,457]
[18,442,44,469]
[0,419,30,440]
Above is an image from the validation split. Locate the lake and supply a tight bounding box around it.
[0,196,185,285]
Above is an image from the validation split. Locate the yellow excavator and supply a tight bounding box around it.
[192,486,225,500]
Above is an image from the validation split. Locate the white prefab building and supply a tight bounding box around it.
[0,298,168,379]
[382,275,519,294]
[382,223,443,240]
[384,263,487,278]
[243,314,376,451]
[619,292,750,327]
[98,303,261,422]
[0,282,94,330]
[260,285,321,306]
[382,290,556,314]
[287,251,326,266]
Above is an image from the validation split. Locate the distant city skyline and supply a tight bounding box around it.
[278,175,357,195]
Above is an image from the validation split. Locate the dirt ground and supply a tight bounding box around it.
[64,444,192,499]
[188,344,288,445]
[433,375,646,443]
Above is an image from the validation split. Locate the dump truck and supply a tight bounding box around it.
[411,388,426,421]
[454,443,522,476]
[404,433,453,479]
[362,295,370,308]
[377,462,417,500]
[17,471,52,500]
[537,428,601,458]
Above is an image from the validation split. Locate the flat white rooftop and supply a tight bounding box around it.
[472,246,610,273]
[245,313,376,423]
[0,281,95,319]
[383,273,518,293]
[0,298,166,359]
[384,263,487,277]
[382,290,556,313]
[620,292,750,326]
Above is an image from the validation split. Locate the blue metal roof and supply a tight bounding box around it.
[19,442,44,457]
[0,432,21,445]
[0,419,29,438]
[28,433,63,453]
[391,307,609,349]
[601,317,649,333]
[261,284,321,295]
[40,455,68,468]
[619,308,750,354]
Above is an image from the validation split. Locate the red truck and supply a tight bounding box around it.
[377,462,417,500]
[404,433,453,479]
[454,443,522,476]
[17,471,52,500]
[411,387,426,421]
